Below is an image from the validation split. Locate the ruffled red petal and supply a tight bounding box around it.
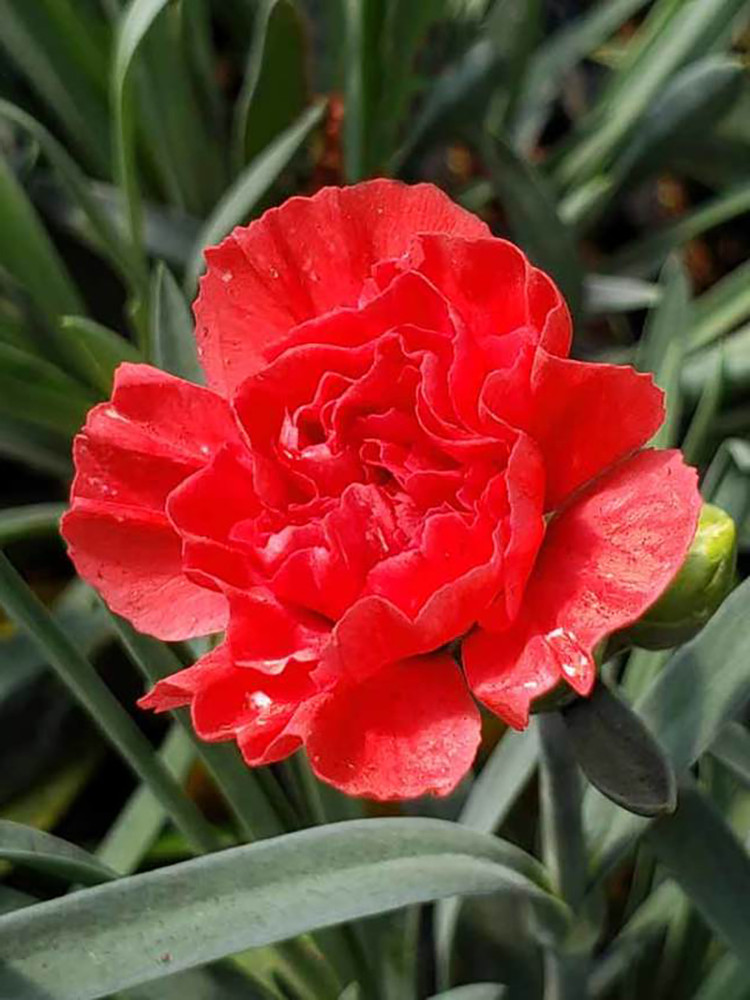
[226,588,331,672]
[528,354,665,510]
[195,180,488,394]
[138,644,317,766]
[63,506,227,639]
[462,449,701,729]
[62,364,239,639]
[404,234,571,355]
[305,652,481,800]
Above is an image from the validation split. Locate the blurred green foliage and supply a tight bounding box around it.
[1,1,750,999]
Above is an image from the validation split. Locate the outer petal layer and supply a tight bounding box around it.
[305,652,481,800]
[528,354,665,509]
[463,450,701,729]
[62,364,237,640]
[138,643,317,766]
[195,180,488,393]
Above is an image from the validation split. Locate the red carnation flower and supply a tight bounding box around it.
[62,180,701,800]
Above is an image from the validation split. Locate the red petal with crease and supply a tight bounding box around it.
[139,644,317,766]
[195,180,488,394]
[406,234,571,355]
[306,652,481,799]
[63,505,227,640]
[62,364,238,640]
[529,354,664,510]
[226,588,331,672]
[463,450,701,729]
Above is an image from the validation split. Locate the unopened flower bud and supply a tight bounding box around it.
[626,503,737,650]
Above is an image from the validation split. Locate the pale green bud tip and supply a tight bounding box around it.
[628,503,737,650]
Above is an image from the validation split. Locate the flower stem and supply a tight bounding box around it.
[538,711,590,1000]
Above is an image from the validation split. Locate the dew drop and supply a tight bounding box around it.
[542,627,593,686]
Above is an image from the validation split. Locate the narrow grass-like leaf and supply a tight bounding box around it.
[460,727,538,835]
[391,40,501,177]
[0,0,110,173]
[60,316,140,394]
[0,820,117,885]
[0,887,34,916]
[0,154,84,322]
[149,263,202,381]
[609,182,750,277]
[128,965,272,1000]
[635,255,690,448]
[682,348,724,466]
[482,136,583,318]
[589,880,683,997]
[709,722,750,790]
[182,0,223,125]
[434,725,538,988]
[135,6,225,217]
[110,614,287,840]
[341,0,380,182]
[0,581,110,713]
[586,577,750,880]
[0,818,566,1000]
[690,258,750,351]
[112,0,174,269]
[690,952,750,1000]
[0,99,143,289]
[484,0,542,133]
[231,0,308,173]
[539,714,590,905]
[0,552,219,856]
[97,724,196,875]
[682,325,750,408]
[0,503,65,546]
[0,416,71,477]
[584,275,661,315]
[0,343,95,437]
[538,713,589,997]
[556,0,749,186]
[372,0,460,170]
[185,101,326,292]
[512,0,650,151]
[648,782,750,969]
[702,439,750,527]
[614,56,744,184]
[428,987,506,1000]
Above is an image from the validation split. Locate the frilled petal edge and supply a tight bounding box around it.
[195,179,489,394]
[462,449,701,729]
[62,364,239,640]
[305,651,481,800]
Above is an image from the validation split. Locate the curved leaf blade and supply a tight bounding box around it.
[185,100,326,292]
[562,684,677,818]
[434,726,538,988]
[648,782,750,970]
[586,577,750,879]
[149,263,203,382]
[0,819,566,1000]
[0,820,117,886]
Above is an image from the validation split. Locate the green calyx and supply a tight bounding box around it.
[626,503,737,651]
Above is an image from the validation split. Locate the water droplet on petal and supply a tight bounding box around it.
[542,627,594,692]
[249,691,273,712]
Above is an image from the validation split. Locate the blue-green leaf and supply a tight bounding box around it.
[0,819,566,1000]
